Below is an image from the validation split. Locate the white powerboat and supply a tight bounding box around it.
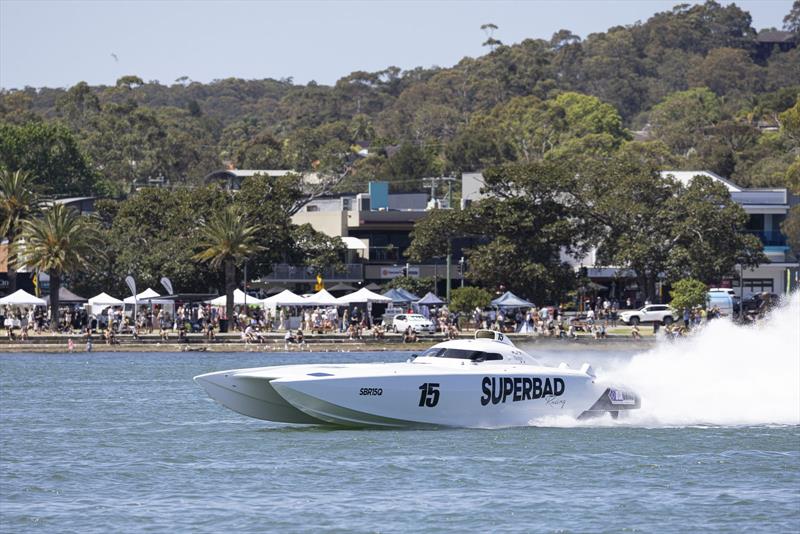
[194,330,639,428]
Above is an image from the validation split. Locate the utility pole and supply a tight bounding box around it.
[446,242,451,304]
[422,176,457,303]
[459,257,465,288]
[422,176,457,208]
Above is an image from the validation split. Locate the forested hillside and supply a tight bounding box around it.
[1,0,798,198]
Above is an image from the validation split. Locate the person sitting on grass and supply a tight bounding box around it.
[177,323,187,342]
[446,323,458,340]
[253,326,265,344]
[205,322,215,341]
[403,326,417,344]
[631,324,641,339]
[373,324,385,340]
[284,329,295,350]
[243,324,255,345]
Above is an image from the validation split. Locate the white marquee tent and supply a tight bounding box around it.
[261,289,307,307]
[0,289,46,306]
[336,287,393,304]
[205,289,257,307]
[303,288,339,306]
[87,292,124,314]
[122,288,173,306]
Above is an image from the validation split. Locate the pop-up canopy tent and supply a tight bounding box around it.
[382,288,416,304]
[265,286,287,295]
[328,282,356,293]
[396,288,420,302]
[416,292,445,306]
[337,287,393,304]
[205,289,258,307]
[304,288,339,306]
[491,291,534,308]
[261,289,306,307]
[89,292,123,306]
[0,289,46,306]
[43,287,87,305]
[123,288,172,305]
[87,292,124,315]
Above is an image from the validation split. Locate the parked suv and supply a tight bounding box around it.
[619,304,678,326]
[392,314,435,333]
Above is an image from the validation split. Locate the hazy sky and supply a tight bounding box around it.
[0,0,792,90]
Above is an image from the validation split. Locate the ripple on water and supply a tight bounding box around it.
[1,351,798,533]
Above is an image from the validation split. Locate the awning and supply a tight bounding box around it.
[340,237,368,250]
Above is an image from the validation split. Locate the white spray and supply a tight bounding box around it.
[532,292,800,427]
[609,292,800,426]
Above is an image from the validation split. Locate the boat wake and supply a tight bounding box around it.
[529,292,800,428]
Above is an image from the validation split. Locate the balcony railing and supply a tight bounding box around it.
[261,263,364,282]
[369,246,403,262]
[744,230,787,247]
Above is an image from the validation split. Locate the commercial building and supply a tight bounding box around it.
[257,181,463,291]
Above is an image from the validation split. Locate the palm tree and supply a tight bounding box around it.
[193,205,262,329]
[1,169,39,293]
[19,204,103,329]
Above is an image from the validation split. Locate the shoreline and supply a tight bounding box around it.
[0,331,658,353]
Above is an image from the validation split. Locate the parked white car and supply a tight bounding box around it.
[619,304,678,326]
[392,314,435,333]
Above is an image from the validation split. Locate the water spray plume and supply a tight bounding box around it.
[611,291,800,426]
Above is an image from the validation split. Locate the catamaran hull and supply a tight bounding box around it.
[195,366,639,428]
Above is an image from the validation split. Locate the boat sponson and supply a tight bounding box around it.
[195,373,324,424]
[271,380,440,428]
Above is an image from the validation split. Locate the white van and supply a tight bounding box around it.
[706,291,734,318]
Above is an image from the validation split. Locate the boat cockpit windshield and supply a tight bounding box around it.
[419,347,504,362]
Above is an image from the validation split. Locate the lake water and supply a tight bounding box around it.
[1,336,798,533]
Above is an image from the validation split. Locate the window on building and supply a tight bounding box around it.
[742,279,774,293]
[745,214,764,231]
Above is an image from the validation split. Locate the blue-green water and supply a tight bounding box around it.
[1,350,798,533]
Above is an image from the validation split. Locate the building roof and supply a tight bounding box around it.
[757,30,796,44]
[205,169,295,180]
[660,170,742,192]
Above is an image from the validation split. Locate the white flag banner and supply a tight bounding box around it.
[160,277,174,295]
[124,276,136,298]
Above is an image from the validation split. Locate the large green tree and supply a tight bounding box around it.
[577,159,765,300]
[408,161,583,303]
[193,205,263,325]
[98,187,228,297]
[0,169,39,292]
[18,204,103,328]
[0,122,96,195]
